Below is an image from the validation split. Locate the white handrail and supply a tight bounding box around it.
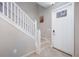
[0,2,37,39]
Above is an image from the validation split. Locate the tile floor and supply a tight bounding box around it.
[28,41,71,57]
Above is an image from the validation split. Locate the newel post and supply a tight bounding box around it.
[35,20,41,55]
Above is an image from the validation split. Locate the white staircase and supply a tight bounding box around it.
[0,2,37,39]
[0,2,40,56]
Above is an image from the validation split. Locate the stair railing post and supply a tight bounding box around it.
[35,20,41,55]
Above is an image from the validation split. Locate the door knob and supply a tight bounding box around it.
[53,30,55,33]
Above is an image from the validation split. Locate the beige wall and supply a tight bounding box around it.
[0,16,35,57]
[74,2,79,57]
[38,5,52,40]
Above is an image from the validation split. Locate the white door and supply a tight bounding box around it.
[52,3,74,55]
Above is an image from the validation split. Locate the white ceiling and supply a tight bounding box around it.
[37,2,55,8]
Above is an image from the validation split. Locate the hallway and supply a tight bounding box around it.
[0,2,79,57]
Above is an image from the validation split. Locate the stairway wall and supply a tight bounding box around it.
[0,17,35,57]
